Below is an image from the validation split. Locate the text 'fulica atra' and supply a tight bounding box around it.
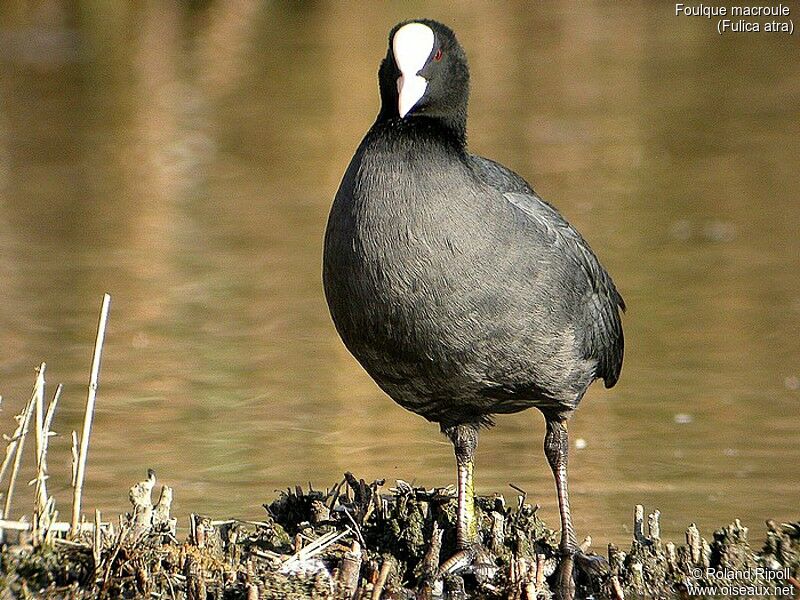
[323,19,625,598]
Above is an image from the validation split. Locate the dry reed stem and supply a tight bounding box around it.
[33,495,57,546]
[33,363,48,521]
[35,382,62,545]
[70,430,79,487]
[0,392,36,490]
[2,391,36,522]
[93,509,102,569]
[44,501,59,546]
[43,384,62,439]
[71,292,111,536]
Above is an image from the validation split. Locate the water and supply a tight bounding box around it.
[1,2,798,546]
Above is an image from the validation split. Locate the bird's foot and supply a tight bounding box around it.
[419,544,497,598]
[552,548,610,600]
[437,544,497,582]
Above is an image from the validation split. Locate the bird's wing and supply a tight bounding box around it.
[504,190,625,388]
[469,155,535,195]
[470,155,625,388]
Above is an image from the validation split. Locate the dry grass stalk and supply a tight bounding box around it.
[71,292,112,536]
[0,369,54,545]
[70,429,79,487]
[0,394,34,492]
[33,363,47,510]
[0,297,117,549]
[93,509,103,569]
[42,498,59,546]
[32,366,63,546]
[2,390,36,524]
[33,496,58,547]
[43,384,62,439]
[36,385,62,546]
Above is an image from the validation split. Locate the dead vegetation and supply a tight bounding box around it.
[1,469,798,599]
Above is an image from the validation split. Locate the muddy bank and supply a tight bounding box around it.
[1,471,798,599]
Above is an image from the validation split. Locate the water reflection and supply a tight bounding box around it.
[0,2,798,545]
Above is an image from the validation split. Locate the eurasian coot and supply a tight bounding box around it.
[323,19,624,597]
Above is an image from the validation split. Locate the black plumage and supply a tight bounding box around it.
[323,19,624,596]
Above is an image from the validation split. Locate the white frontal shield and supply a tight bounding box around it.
[392,23,435,118]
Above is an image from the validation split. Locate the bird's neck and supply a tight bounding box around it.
[370,114,468,155]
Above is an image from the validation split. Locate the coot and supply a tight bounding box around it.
[323,19,624,597]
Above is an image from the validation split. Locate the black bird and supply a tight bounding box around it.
[323,19,624,597]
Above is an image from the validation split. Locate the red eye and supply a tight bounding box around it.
[433,48,443,62]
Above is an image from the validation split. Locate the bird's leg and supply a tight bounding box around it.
[449,422,478,549]
[436,423,494,580]
[544,418,609,600]
[544,418,578,554]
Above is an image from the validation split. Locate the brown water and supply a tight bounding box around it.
[1,2,798,546]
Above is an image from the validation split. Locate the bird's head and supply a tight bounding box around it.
[378,20,470,136]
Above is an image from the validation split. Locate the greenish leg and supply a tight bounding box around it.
[443,422,479,550]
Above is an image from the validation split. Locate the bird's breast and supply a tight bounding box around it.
[324,146,488,362]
